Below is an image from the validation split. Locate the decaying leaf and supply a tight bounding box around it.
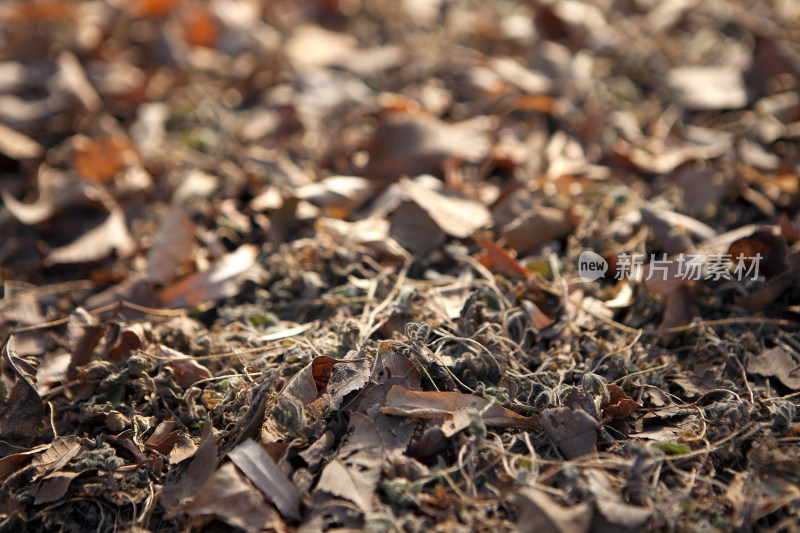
[45,205,136,265]
[541,407,598,459]
[314,413,383,512]
[667,66,747,110]
[229,438,301,520]
[159,244,260,307]
[747,347,800,390]
[511,487,592,533]
[66,307,104,380]
[0,336,45,446]
[156,344,212,388]
[146,205,196,285]
[400,178,492,239]
[161,417,217,509]
[602,384,639,419]
[381,385,540,431]
[168,462,283,531]
[585,469,652,528]
[364,114,491,181]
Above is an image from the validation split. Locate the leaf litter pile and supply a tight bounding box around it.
[1,0,800,531]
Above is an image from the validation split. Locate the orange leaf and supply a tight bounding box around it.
[73,136,138,184]
[5,1,77,21]
[474,237,529,279]
[131,0,181,17]
[184,5,218,48]
[603,384,638,419]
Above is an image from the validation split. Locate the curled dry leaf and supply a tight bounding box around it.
[156,344,212,388]
[168,462,283,531]
[381,385,540,431]
[667,66,747,111]
[585,469,652,528]
[66,307,104,380]
[161,416,217,509]
[146,205,196,285]
[159,244,260,308]
[400,178,492,239]
[0,336,45,446]
[228,438,301,520]
[45,205,136,265]
[512,486,592,533]
[541,406,599,459]
[747,347,800,390]
[602,384,639,419]
[315,413,383,512]
[102,323,146,363]
[0,122,43,159]
[364,114,491,181]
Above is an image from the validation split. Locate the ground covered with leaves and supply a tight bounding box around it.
[1,0,800,531]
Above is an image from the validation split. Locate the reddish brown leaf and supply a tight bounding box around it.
[603,384,639,419]
[474,237,529,279]
[72,136,138,184]
[183,5,218,48]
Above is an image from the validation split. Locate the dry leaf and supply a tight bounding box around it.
[400,178,492,238]
[145,420,178,455]
[285,24,358,67]
[501,207,573,255]
[315,413,383,512]
[365,114,490,181]
[131,0,181,17]
[169,462,283,531]
[169,433,198,464]
[602,384,639,419]
[1,171,91,225]
[56,51,101,113]
[667,66,747,110]
[381,385,540,431]
[512,487,592,533]
[161,417,217,509]
[146,206,196,285]
[183,5,218,48]
[156,345,212,388]
[33,471,82,505]
[282,359,321,405]
[66,307,104,380]
[30,435,82,479]
[45,205,136,265]
[0,336,45,446]
[159,244,260,307]
[585,469,651,528]
[229,438,301,520]
[475,237,529,279]
[102,323,146,363]
[522,300,555,330]
[747,347,800,390]
[295,175,372,211]
[72,135,136,184]
[315,216,410,262]
[0,123,43,159]
[541,407,598,459]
